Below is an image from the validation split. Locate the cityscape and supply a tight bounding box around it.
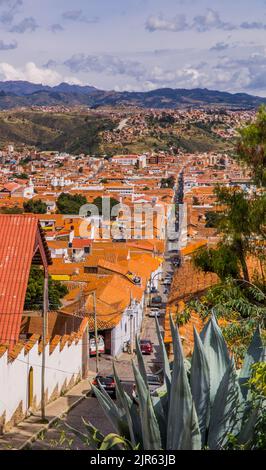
[0,0,265,459]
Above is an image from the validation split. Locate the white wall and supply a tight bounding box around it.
[0,338,83,425]
[111,296,144,357]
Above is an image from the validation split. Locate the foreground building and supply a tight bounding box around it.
[0,215,89,433]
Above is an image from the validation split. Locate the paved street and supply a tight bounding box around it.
[30,179,180,450]
[30,314,164,450]
[30,267,170,450]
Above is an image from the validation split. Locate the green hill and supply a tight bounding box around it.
[0,110,115,154]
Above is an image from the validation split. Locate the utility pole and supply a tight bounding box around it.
[93,291,99,374]
[41,271,49,421]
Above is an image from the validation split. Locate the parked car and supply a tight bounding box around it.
[89,335,105,356]
[132,374,162,401]
[146,374,162,394]
[92,374,116,398]
[148,307,161,318]
[151,295,162,306]
[140,339,153,355]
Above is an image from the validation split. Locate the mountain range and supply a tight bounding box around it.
[0,81,265,110]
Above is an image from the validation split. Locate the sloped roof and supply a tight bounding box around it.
[0,215,51,346]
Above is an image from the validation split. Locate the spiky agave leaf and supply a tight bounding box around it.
[190,327,210,446]
[241,327,265,377]
[151,394,168,449]
[155,315,171,399]
[113,364,141,446]
[142,394,162,450]
[201,315,231,405]
[132,360,162,449]
[167,316,201,450]
[91,384,129,439]
[135,334,149,388]
[236,403,263,449]
[208,358,243,450]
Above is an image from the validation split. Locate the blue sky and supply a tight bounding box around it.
[0,0,266,95]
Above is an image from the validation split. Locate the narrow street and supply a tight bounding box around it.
[30,314,164,450]
[30,175,181,451]
[30,259,171,450]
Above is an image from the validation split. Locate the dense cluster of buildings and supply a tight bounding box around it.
[0,127,254,433]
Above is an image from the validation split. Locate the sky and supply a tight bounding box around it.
[0,0,266,95]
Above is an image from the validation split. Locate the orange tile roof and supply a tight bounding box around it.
[0,215,51,346]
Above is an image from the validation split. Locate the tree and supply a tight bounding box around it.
[92,196,119,216]
[24,266,68,310]
[13,173,29,179]
[182,278,266,362]
[205,211,221,228]
[237,105,266,187]
[57,193,87,214]
[213,186,252,281]
[0,205,23,214]
[194,244,239,280]
[160,176,175,188]
[23,199,47,214]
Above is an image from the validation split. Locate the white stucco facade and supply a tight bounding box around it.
[0,337,84,429]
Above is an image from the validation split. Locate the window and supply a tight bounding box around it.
[84,266,98,274]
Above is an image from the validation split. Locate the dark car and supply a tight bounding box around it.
[132,374,162,402]
[146,374,162,394]
[151,295,162,306]
[92,374,116,398]
[140,339,153,355]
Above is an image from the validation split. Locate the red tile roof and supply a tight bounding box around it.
[72,238,92,249]
[0,215,51,346]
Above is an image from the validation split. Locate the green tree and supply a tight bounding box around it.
[194,244,239,280]
[160,176,175,188]
[182,278,266,362]
[57,193,87,214]
[237,105,266,187]
[93,196,119,216]
[0,205,23,214]
[24,266,68,311]
[205,211,221,228]
[23,199,47,214]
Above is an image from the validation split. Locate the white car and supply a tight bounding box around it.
[149,308,161,318]
[89,335,105,356]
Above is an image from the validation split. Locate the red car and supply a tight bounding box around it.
[140,339,153,355]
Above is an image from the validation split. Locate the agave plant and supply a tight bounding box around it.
[69,315,265,450]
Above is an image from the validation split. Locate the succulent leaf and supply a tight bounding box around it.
[191,327,210,445]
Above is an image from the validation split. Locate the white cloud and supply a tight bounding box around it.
[0,61,81,86]
[145,14,188,32]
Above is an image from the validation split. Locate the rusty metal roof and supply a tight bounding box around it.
[0,215,51,346]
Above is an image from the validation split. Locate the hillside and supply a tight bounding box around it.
[0,111,115,154]
[0,108,232,155]
[0,81,265,110]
